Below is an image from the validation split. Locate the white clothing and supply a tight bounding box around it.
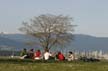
[68,54,74,61]
[44,52,52,60]
[20,55,27,59]
[34,57,41,60]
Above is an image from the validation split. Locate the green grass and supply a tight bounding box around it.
[0,59,108,71]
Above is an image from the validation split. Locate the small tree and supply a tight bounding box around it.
[19,14,74,51]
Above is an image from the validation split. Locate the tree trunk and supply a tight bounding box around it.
[44,47,49,52]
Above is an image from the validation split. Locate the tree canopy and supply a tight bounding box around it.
[19,14,75,50]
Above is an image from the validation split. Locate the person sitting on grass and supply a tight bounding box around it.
[34,49,41,60]
[57,51,65,61]
[20,48,27,59]
[43,49,52,60]
[67,51,74,61]
[27,49,34,59]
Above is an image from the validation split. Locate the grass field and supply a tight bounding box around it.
[0,59,108,71]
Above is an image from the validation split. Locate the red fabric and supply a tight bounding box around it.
[35,51,41,57]
[58,53,65,61]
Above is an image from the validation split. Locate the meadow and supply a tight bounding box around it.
[0,58,108,71]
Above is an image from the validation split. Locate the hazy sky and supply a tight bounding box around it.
[0,0,108,37]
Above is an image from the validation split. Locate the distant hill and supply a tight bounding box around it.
[0,34,108,52]
[0,35,30,51]
[68,34,108,52]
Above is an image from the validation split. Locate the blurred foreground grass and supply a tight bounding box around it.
[0,58,108,71]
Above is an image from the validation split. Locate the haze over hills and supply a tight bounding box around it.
[0,33,108,52]
[0,35,30,51]
[69,34,108,52]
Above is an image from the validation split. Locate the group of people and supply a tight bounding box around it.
[20,48,74,61]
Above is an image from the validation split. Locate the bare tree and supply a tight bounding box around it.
[19,14,75,51]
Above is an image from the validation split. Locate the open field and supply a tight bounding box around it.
[0,59,108,71]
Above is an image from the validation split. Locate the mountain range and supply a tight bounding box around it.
[0,34,108,52]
